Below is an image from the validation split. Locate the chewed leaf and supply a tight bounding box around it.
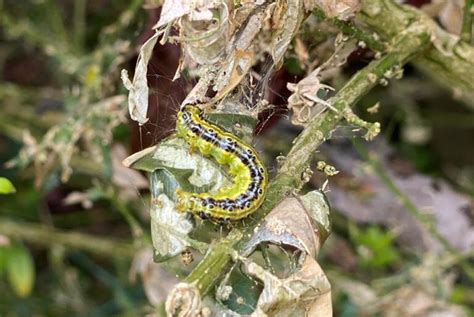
[122,146,158,172]
[231,191,332,314]
[206,111,258,145]
[153,138,231,192]
[150,193,194,261]
[124,138,231,193]
[150,171,208,262]
[241,197,314,257]
[217,266,261,315]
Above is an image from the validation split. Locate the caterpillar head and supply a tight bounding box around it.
[175,188,192,212]
[182,104,202,117]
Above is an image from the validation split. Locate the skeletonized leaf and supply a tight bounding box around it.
[150,172,208,262]
[122,31,161,125]
[144,138,230,258]
[124,110,258,261]
[237,191,332,316]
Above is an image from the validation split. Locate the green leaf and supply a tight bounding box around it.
[6,244,35,297]
[351,225,401,269]
[206,111,257,144]
[0,177,16,194]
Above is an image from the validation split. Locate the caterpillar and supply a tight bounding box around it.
[174,104,268,222]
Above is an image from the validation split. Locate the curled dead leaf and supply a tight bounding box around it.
[239,190,332,316]
[179,3,230,65]
[287,67,335,126]
[271,0,306,66]
[243,190,331,258]
[154,0,224,29]
[166,282,209,317]
[242,256,332,317]
[122,31,161,125]
[311,0,361,20]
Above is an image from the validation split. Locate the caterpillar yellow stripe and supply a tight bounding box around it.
[175,104,268,222]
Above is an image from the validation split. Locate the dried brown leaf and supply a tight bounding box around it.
[122,32,160,125]
[241,191,332,316]
[243,256,332,317]
[311,0,361,20]
[165,282,210,317]
[287,67,335,126]
[271,0,305,66]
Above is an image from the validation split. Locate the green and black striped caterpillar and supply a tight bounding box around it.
[175,104,268,222]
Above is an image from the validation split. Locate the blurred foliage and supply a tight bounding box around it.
[349,225,401,270]
[0,0,151,315]
[2,243,35,298]
[0,0,473,316]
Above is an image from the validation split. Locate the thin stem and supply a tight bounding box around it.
[317,0,474,108]
[358,0,474,109]
[184,230,241,294]
[73,0,86,52]
[0,217,137,258]
[461,0,473,43]
[313,8,386,52]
